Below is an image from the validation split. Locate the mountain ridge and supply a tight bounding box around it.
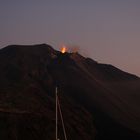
[0,44,140,140]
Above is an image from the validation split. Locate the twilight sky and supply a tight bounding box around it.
[0,0,140,76]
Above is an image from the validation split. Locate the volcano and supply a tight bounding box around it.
[0,44,140,140]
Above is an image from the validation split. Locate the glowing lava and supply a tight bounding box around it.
[61,46,67,53]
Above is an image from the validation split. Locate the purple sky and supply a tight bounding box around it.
[0,0,140,76]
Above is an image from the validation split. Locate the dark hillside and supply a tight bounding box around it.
[0,44,140,140]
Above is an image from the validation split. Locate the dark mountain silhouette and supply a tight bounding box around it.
[0,44,140,140]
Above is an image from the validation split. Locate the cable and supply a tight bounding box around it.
[56,87,58,140]
[57,94,68,140]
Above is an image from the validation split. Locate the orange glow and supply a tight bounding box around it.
[61,46,67,53]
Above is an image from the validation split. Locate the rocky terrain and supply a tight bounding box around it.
[0,44,140,140]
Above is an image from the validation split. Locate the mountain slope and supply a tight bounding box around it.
[0,44,140,140]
